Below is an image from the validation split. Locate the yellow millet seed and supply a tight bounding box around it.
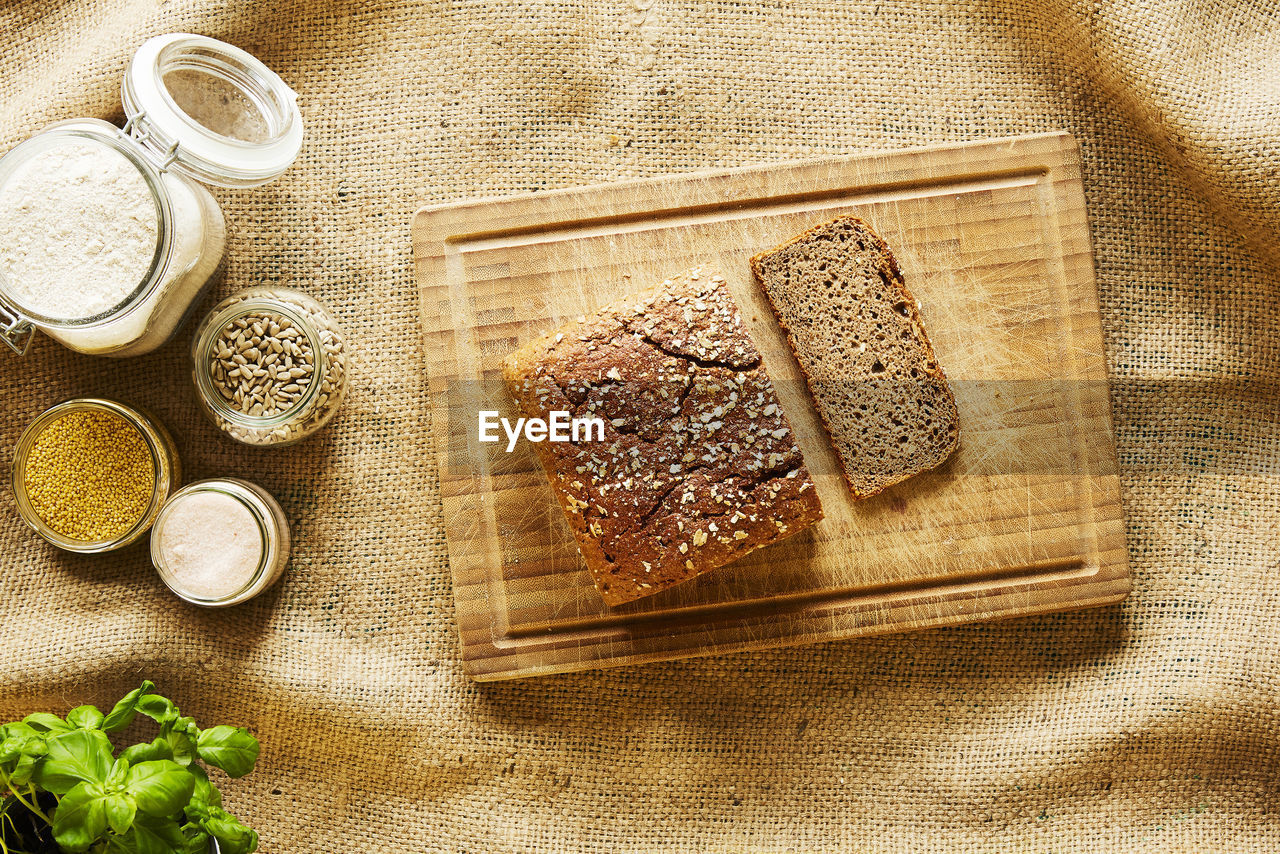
[23,409,155,542]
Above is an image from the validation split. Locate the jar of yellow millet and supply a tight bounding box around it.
[12,398,180,553]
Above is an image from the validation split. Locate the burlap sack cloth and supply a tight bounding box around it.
[1,0,1277,850]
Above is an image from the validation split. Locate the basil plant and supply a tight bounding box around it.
[0,682,259,854]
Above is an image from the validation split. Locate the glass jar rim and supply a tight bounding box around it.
[123,34,304,188]
[193,294,326,428]
[150,478,278,606]
[12,398,176,553]
[0,125,175,328]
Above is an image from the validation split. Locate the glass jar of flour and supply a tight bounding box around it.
[0,34,303,357]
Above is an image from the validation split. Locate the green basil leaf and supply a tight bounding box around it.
[104,836,134,854]
[187,764,222,811]
[35,729,114,794]
[0,739,22,765]
[11,749,40,787]
[173,718,200,749]
[104,793,138,836]
[121,737,174,767]
[181,827,211,854]
[1,721,39,740]
[166,729,196,767]
[22,713,72,733]
[195,727,260,778]
[2,732,46,769]
[183,797,211,823]
[129,814,188,854]
[202,808,258,854]
[102,681,155,733]
[66,705,105,731]
[51,781,109,853]
[124,760,196,817]
[134,695,179,726]
[107,757,130,787]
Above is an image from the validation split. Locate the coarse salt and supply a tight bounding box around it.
[154,490,264,601]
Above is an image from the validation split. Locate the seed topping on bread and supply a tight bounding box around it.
[502,269,823,606]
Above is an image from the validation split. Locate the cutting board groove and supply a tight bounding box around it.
[414,131,1129,681]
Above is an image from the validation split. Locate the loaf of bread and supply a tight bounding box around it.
[502,269,823,606]
[751,215,959,499]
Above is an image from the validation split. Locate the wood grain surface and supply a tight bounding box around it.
[413,131,1129,682]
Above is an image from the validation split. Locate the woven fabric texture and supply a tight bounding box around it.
[1,0,1277,850]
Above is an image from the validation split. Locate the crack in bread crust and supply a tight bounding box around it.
[632,330,762,373]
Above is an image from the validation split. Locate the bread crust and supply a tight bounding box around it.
[750,215,960,500]
[502,269,824,606]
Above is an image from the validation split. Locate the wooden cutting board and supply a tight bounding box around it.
[414,131,1129,682]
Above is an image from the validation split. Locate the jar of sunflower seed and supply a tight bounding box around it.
[190,286,349,446]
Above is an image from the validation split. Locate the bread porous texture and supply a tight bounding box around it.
[502,269,823,607]
[751,215,960,499]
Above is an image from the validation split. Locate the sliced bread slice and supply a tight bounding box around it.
[750,215,959,499]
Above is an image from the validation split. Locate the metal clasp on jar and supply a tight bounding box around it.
[0,302,34,355]
[122,113,182,172]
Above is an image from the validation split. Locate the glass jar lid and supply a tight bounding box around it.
[122,33,303,188]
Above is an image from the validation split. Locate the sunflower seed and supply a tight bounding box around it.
[203,295,347,444]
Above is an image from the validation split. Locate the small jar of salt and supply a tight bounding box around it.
[150,478,290,607]
[0,34,304,357]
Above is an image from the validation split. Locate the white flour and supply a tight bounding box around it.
[0,139,158,320]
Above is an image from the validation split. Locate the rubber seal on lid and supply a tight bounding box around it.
[122,33,303,188]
